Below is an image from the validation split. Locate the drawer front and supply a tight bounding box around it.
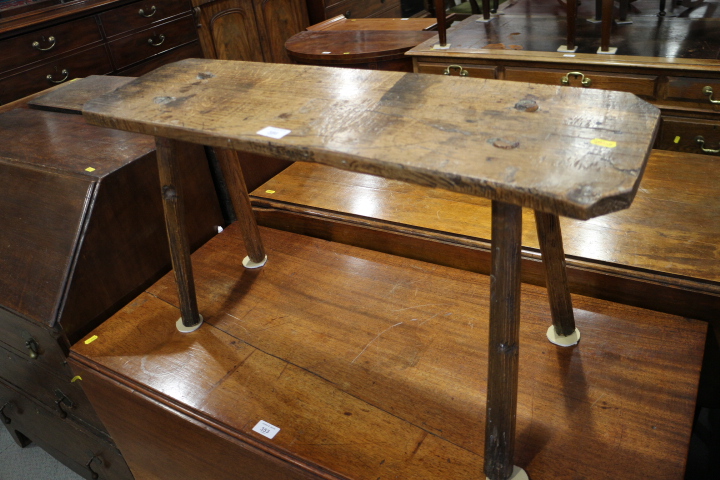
[0,381,132,480]
[0,344,107,435]
[100,0,190,37]
[325,0,398,19]
[416,61,497,79]
[505,67,657,99]
[666,76,720,112]
[0,307,71,376]
[0,17,102,73]
[108,14,197,70]
[117,40,203,77]
[656,116,720,155]
[0,45,113,105]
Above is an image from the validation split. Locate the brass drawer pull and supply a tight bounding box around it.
[32,35,56,51]
[696,136,720,154]
[54,389,74,418]
[139,5,156,17]
[148,34,165,47]
[702,86,720,104]
[561,71,592,87]
[86,454,103,479]
[444,65,469,77]
[46,69,69,84]
[25,338,39,359]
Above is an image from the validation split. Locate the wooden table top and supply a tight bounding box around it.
[82,58,660,220]
[70,223,707,480]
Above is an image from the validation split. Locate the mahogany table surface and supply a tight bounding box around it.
[69,223,706,480]
[307,17,438,31]
[82,58,660,220]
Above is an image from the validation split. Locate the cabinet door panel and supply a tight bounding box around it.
[194,0,265,61]
[253,0,309,63]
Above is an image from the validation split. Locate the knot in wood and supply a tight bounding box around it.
[162,185,178,200]
[489,138,520,150]
[197,72,215,80]
[497,343,519,355]
[514,99,539,112]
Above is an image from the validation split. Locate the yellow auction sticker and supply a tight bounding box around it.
[84,335,98,345]
[591,138,617,148]
[85,167,96,172]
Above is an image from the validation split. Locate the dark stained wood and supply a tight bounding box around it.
[215,147,266,263]
[485,202,522,480]
[117,40,204,77]
[98,0,189,38]
[307,16,437,31]
[248,153,720,321]
[600,0,612,52]
[284,29,436,70]
[534,211,575,336]
[28,75,135,114]
[69,223,707,480]
[155,137,201,328]
[82,58,660,220]
[434,0,447,46]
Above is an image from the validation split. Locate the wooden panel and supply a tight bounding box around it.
[107,14,198,70]
[0,307,71,375]
[656,116,720,155]
[416,61,497,79]
[117,40,203,76]
[504,67,657,99]
[82,59,661,220]
[665,76,720,112]
[325,0,399,19]
[0,16,102,72]
[0,380,133,480]
[0,161,91,326]
[194,0,264,61]
[0,44,113,105]
[29,75,136,114]
[253,0,309,63]
[99,0,190,37]
[70,224,706,480]
[0,343,107,435]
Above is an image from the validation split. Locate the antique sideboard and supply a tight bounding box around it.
[407,15,720,157]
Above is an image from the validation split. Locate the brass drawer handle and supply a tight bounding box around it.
[561,71,592,87]
[25,338,39,359]
[444,65,469,77]
[86,454,103,479]
[46,69,69,84]
[139,5,156,17]
[54,389,74,418]
[148,34,165,47]
[702,86,720,104]
[32,35,56,51]
[696,136,720,154]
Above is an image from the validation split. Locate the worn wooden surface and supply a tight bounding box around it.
[82,58,660,220]
[306,17,437,31]
[249,149,720,320]
[70,223,706,480]
[27,76,135,114]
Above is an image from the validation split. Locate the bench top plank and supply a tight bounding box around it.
[83,58,660,219]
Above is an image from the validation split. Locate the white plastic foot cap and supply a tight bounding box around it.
[476,17,495,23]
[243,255,268,269]
[176,314,204,333]
[597,46,618,55]
[557,45,578,53]
[432,43,451,50]
[487,466,529,480]
[546,325,581,347]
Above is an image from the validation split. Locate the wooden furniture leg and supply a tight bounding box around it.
[562,0,578,51]
[215,148,267,268]
[433,0,448,46]
[599,0,615,53]
[480,0,491,21]
[155,137,203,332]
[484,201,526,480]
[534,211,580,346]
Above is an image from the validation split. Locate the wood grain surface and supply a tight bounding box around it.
[28,76,135,114]
[82,58,660,219]
[250,149,720,291]
[70,223,706,480]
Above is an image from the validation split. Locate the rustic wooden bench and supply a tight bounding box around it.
[79,58,662,480]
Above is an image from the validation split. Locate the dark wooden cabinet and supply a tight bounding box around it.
[0,0,204,105]
[0,106,223,479]
[192,0,308,63]
[306,0,402,25]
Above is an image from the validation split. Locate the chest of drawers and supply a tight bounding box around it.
[0,0,203,105]
[407,16,720,157]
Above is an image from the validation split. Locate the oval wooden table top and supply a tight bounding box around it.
[82,58,660,219]
[285,30,438,64]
